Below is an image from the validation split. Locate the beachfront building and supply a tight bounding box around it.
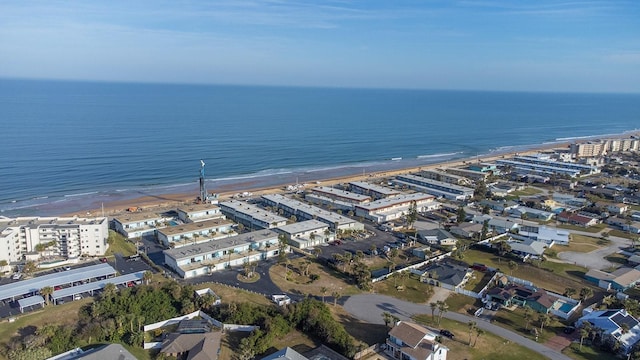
[394,174,474,201]
[353,193,439,223]
[157,218,236,248]
[274,220,332,249]
[418,169,473,186]
[571,138,640,158]
[348,181,401,200]
[305,186,371,212]
[177,204,225,223]
[261,194,364,232]
[444,167,491,182]
[219,200,288,230]
[112,212,169,239]
[163,229,282,279]
[496,155,599,178]
[0,216,109,264]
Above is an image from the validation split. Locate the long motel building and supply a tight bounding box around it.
[163,229,282,279]
[349,181,402,200]
[219,200,288,230]
[394,174,474,201]
[418,169,473,186]
[112,212,171,239]
[354,193,440,223]
[176,204,225,223]
[261,194,364,231]
[156,218,237,248]
[496,155,599,177]
[305,186,372,211]
[0,216,109,264]
[274,219,333,249]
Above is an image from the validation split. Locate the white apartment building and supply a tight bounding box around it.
[349,181,401,200]
[274,220,332,249]
[176,204,225,223]
[112,212,169,239]
[219,200,288,230]
[354,193,440,223]
[157,218,236,248]
[0,216,109,264]
[262,194,364,231]
[395,174,474,201]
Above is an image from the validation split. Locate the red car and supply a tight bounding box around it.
[127,282,134,287]
[100,258,108,263]
[54,286,62,291]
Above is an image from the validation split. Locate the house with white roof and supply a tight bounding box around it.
[177,204,225,223]
[385,321,448,360]
[576,309,640,354]
[274,220,332,249]
[112,212,168,239]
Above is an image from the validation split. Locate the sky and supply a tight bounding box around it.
[0,0,639,93]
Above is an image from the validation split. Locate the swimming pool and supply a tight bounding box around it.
[169,221,178,226]
[559,302,574,313]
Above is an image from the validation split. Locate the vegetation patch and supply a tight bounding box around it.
[104,230,137,257]
[563,342,620,360]
[268,257,360,298]
[372,273,433,303]
[557,234,610,253]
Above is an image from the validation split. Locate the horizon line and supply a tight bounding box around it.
[1,76,639,96]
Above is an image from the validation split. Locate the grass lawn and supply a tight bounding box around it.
[412,315,548,360]
[446,293,480,313]
[104,230,137,257]
[464,270,493,293]
[192,282,273,306]
[372,274,433,303]
[510,187,543,196]
[491,306,566,343]
[562,343,619,360]
[462,248,591,294]
[557,234,610,253]
[269,257,361,298]
[557,223,607,233]
[608,229,638,240]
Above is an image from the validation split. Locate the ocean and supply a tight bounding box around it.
[1,79,639,216]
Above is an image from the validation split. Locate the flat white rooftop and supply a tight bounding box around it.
[349,181,401,196]
[0,216,107,231]
[220,200,288,224]
[164,229,279,261]
[158,218,234,236]
[355,193,435,211]
[262,194,358,225]
[310,186,371,202]
[277,220,329,234]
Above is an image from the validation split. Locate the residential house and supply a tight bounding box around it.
[584,267,640,291]
[485,283,579,318]
[417,229,457,248]
[606,203,629,215]
[576,309,640,354]
[385,321,449,360]
[557,211,599,227]
[262,347,308,360]
[419,261,471,290]
[50,344,137,360]
[478,199,519,213]
[507,207,555,221]
[160,332,221,360]
[517,224,570,245]
[450,222,483,239]
[487,217,519,233]
[506,238,547,259]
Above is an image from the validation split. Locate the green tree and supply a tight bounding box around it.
[523,307,532,330]
[564,287,576,299]
[429,302,437,320]
[538,313,550,331]
[579,287,594,301]
[579,322,592,351]
[320,287,328,303]
[332,291,341,306]
[39,286,53,306]
[508,260,518,275]
[496,241,511,256]
[278,234,288,262]
[468,321,476,346]
[437,301,449,325]
[473,327,485,347]
[382,312,393,327]
[406,201,418,229]
[142,271,153,285]
[23,261,37,276]
[457,206,467,224]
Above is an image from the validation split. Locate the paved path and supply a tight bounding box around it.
[343,294,572,360]
[558,232,629,270]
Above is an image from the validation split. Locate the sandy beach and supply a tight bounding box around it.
[70,141,574,219]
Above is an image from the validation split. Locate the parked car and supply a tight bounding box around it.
[12,273,22,280]
[440,329,455,338]
[64,266,71,271]
[100,257,108,263]
[563,326,576,334]
[73,294,83,300]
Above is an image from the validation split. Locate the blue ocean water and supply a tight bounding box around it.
[1,79,639,216]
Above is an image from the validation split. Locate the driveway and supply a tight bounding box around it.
[343,294,572,360]
[558,232,629,270]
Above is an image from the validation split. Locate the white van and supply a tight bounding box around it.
[12,273,22,280]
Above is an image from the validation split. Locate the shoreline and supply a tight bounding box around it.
[72,141,569,218]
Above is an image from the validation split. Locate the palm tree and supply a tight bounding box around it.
[382,312,393,327]
[370,244,377,259]
[523,307,533,330]
[564,287,577,300]
[399,271,409,287]
[437,301,449,325]
[468,321,477,345]
[40,286,53,306]
[473,328,485,347]
[507,260,518,275]
[332,291,341,306]
[142,271,152,285]
[320,287,328,303]
[538,313,550,331]
[579,287,594,301]
[579,322,592,351]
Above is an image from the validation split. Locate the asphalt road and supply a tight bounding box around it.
[343,294,572,360]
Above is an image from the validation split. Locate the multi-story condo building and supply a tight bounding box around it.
[349,181,401,200]
[354,193,440,223]
[418,169,472,186]
[274,220,332,249]
[163,229,282,279]
[261,194,364,231]
[219,200,288,230]
[395,174,474,201]
[112,212,169,239]
[157,218,236,248]
[176,204,225,223]
[497,155,599,177]
[0,216,109,264]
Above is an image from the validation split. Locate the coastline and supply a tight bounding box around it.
[71,141,571,218]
